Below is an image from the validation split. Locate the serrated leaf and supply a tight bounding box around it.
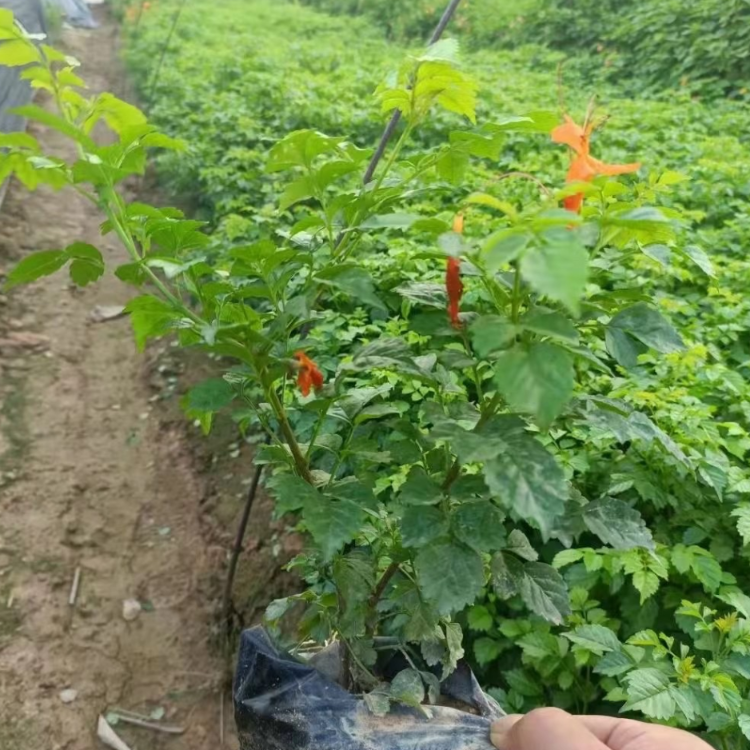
[564,624,621,655]
[483,230,530,271]
[738,714,750,740]
[623,668,675,720]
[520,230,588,315]
[470,314,517,358]
[399,467,443,506]
[632,570,659,603]
[452,501,506,552]
[66,242,104,287]
[265,473,317,515]
[583,498,654,550]
[521,309,579,344]
[505,668,542,697]
[401,506,448,548]
[415,541,484,615]
[124,295,179,350]
[609,303,684,355]
[731,504,750,545]
[681,245,715,278]
[595,650,635,677]
[491,551,523,599]
[474,637,503,666]
[5,250,67,290]
[303,494,363,561]
[458,417,568,539]
[0,39,39,66]
[505,529,538,561]
[316,265,386,310]
[552,549,584,568]
[187,378,234,412]
[467,605,493,632]
[519,562,571,625]
[493,343,574,428]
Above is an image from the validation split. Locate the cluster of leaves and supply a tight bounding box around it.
[6,1,750,746]
[519,0,750,98]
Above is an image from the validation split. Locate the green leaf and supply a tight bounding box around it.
[360,212,422,229]
[493,343,574,428]
[389,668,424,708]
[470,314,516,358]
[474,637,503,666]
[279,175,314,210]
[583,498,654,550]
[491,551,522,599]
[401,506,448,548]
[395,282,445,309]
[13,104,95,149]
[303,494,363,561]
[437,147,469,184]
[609,303,684,354]
[552,549,584,568]
[564,625,621,655]
[520,310,579,344]
[399,467,443,506]
[731,504,750,545]
[691,551,722,592]
[452,501,506,553]
[505,529,538,561]
[520,230,588,315]
[415,540,484,615]
[316,265,385,310]
[364,691,391,717]
[505,668,543,697]
[632,570,660,603]
[738,714,750,741]
[467,605,493,632]
[5,250,67,289]
[187,378,234,412]
[595,650,636,677]
[483,230,530,271]
[519,562,570,625]
[123,295,179,350]
[66,242,104,287]
[641,244,671,267]
[267,473,319,514]
[623,668,675,720]
[680,245,715,278]
[0,39,40,66]
[605,327,647,368]
[457,417,568,539]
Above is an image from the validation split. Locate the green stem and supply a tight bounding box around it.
[266,384,313,483]
[305,402,331,461]
[510,263,523,323]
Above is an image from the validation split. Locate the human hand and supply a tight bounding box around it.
[490,708,712,750]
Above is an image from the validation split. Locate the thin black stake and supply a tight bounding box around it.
[221,456,265,634]
[362,0,464,185]
[148,0,189,100]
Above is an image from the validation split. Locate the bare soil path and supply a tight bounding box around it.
[0,14,231,750]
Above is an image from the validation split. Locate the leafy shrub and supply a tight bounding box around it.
[8,0,750,744]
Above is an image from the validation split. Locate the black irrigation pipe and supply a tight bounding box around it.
[361,0,464,185]
[222,445,267,635]
[147,0,189,100]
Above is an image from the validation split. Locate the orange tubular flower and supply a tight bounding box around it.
[551,113,640,213]
[446,257,463,329]
[295,352,324,397]
[452,212,465,234]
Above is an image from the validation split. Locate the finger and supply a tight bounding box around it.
[575,715,712,750]
[491,708,609,750]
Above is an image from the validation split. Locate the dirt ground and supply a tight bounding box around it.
[0,11,298,750]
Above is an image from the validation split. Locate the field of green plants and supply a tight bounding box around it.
[5,0,750,745]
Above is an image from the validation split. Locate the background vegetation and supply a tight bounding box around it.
[115,0,750,744]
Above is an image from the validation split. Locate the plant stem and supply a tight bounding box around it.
[266,385,313,483]
[510,264,523,323]
[368,560,400,612]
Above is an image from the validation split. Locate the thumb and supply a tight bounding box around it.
[491,709,609,750]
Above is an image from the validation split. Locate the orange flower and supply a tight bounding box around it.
[446,257,463,329]
[295,352,324,397]
[452,212,465,234]
[551,113,640,213]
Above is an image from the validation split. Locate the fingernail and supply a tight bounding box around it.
[490,715,522,749]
